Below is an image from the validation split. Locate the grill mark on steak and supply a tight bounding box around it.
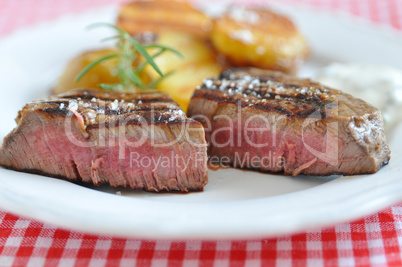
[31,89,188,126]
[188,67,391,176]
[40,104,182,117]
[196,68,338,118]
[58,88,174,101]
[59,93,174,104]
[193,91,329,118]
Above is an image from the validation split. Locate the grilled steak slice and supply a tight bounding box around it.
[188,68,391,176]
[0,89,208,192]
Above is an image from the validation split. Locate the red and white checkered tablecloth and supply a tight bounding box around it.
[1,0,402,266]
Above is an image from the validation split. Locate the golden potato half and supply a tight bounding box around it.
[143,31,222,112]
[210,6,309,74]
[117,0,212,40]
[53,49,120,95]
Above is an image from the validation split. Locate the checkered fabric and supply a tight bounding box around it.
[1,0,402,36]
[2,207,402,266]
[1,0,402,266]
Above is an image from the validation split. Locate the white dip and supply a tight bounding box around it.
[316,63,402,129]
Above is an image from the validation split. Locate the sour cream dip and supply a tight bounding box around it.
[316,63,402,129]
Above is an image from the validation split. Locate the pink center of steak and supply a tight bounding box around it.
[188,68,390,176]
[0,89,208,192]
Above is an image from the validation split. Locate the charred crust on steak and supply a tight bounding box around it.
[194,67,340,118]
[188,67,391,176]
[0,88,208,192]
[58,89,174,104]
[27,89,193,126]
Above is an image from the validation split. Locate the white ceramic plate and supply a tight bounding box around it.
[0,3,402,240]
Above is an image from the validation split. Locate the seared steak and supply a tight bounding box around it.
[188,68,390,176]
[0,89,208,192]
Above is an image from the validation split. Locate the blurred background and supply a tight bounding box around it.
[1,0,401,36]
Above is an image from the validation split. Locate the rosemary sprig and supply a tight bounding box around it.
[74,23,184,90]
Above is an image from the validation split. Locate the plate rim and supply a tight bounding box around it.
[0,3,402,240]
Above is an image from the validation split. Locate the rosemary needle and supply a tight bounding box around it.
[75,23,184,90]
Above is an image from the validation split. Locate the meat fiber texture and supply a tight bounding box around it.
[188,68,390,176]
[0,89,208,192]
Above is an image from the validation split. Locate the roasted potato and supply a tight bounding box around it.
[155,62,222,112]
[143,31,223,111]
[54,32,222,112]
[53,49,120,95]
[210,6,309,74]
[117,0,212,40]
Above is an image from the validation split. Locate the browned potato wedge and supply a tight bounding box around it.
[53,49,120,95]
[145,31,217,71]
[210,6,309,73]
[144,31,223,111]
[156,62,222,112]
[117,0,212,40]
[54,32,222,112]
